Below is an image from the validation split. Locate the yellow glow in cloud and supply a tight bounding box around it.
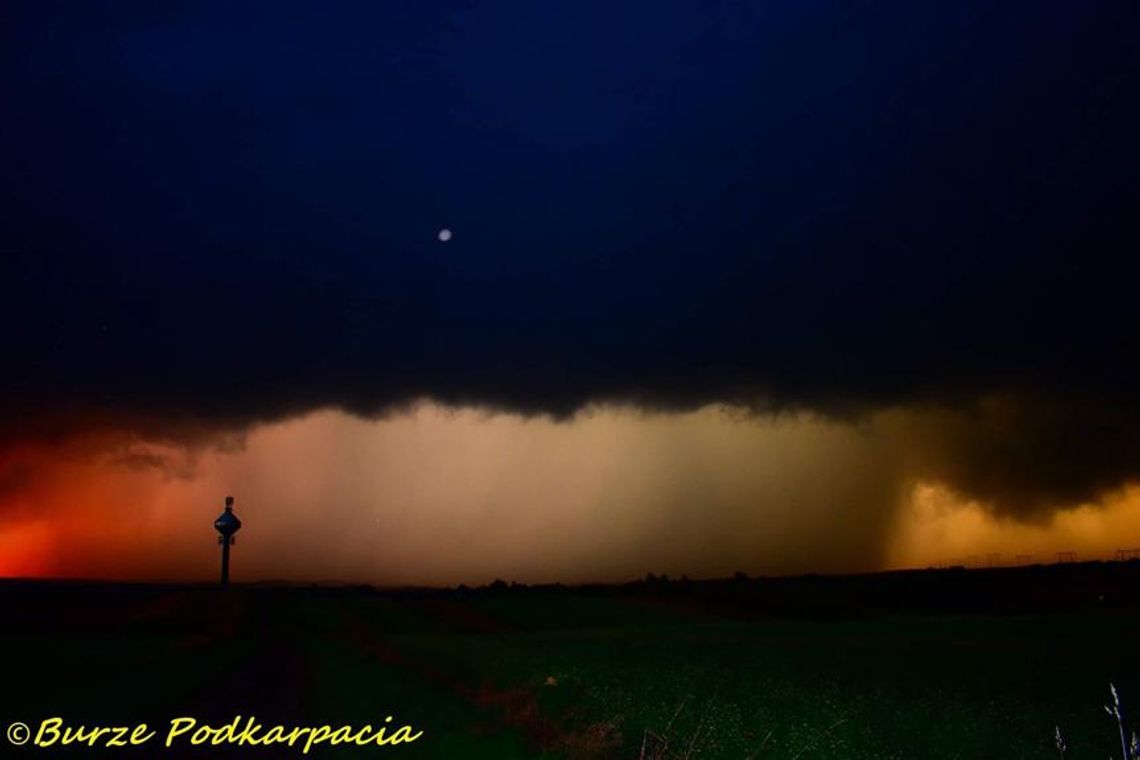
[888,482,1140,568]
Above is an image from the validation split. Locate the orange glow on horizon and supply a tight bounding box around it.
[0,520,56,577]
[887,483,1140,569]
[3,405,1140,585]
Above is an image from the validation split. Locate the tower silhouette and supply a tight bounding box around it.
[214,496,242,585]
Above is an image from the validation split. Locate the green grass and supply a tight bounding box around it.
[4,589,1138,758]
[394,615,1133,758]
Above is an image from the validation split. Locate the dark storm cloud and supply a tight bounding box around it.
[886,395,1140,519]
[2,1,1139,515]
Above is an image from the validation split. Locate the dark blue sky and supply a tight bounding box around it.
[2,1,1139,511]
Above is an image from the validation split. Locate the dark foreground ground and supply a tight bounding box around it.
[4,563,1140,759]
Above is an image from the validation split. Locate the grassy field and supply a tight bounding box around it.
[3,571,1140,758]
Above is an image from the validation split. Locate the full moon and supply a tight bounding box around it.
[437,228,452,242]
